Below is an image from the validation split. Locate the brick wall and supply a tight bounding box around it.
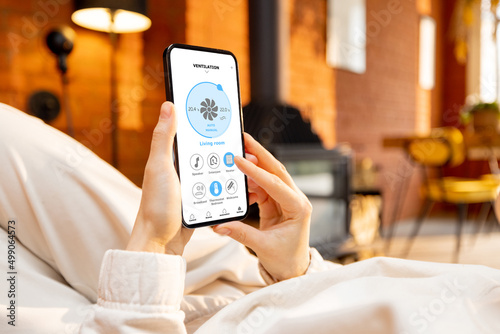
[335,0,422,223]
[0,0,185,186]
[286,0,447,223]
[126,0,187,185]
[1,0,114,172]
[288,0,336,148]
[185,0,250,105]
[0,0,457,222]
[183,0,450,223]
[441,0,466,129]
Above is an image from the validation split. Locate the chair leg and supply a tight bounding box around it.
[385,170,413,253]
[471,202,491,246]
[487,201,499,233]
[403,199,434,258]
[454,203,467,263]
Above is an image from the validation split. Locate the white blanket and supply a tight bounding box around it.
[75,247,500,334]
[201,257,500,334]
[0,102,499,333]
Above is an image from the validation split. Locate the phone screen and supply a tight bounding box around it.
[164,44,248,228]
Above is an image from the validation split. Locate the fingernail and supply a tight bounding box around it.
[215,228,231,236]
[160,103,172,120]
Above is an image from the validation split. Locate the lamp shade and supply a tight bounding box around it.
[72,0,151,33]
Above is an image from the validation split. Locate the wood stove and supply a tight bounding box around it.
[243,0,352,259]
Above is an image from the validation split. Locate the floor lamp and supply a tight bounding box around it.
[71,0,151,168]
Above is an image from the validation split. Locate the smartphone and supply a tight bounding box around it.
[163,44,249,228]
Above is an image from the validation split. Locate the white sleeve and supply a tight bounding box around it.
[79,250,187,334]
[258,248,342,285]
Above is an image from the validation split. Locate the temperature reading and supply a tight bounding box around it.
[186,82,231,138]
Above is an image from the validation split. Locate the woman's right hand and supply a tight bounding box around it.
[214,133,312,282]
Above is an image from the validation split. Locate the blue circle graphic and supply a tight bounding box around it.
[210,181,222,197]
[223,152,235,167]
[186,82,231,138]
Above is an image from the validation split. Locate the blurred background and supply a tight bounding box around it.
[2,0,500,266]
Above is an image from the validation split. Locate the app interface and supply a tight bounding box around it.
[169,47,247,226]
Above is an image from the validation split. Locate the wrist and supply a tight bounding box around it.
[163,239,186,256]
[260,250,311,282]
[127,219,184,255]
[126,237,168,253]
[126,233,185,255]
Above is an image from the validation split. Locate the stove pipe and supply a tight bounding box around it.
[248,0,288,106]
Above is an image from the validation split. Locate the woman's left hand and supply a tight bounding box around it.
[126,102,193,255]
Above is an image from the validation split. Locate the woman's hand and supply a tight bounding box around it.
[213,133,312,282]
[126,102,193,255]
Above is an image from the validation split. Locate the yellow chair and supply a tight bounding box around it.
[404,127,500,262]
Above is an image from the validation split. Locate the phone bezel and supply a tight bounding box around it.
[163,43,249,228]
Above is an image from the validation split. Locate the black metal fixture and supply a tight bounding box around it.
[27,91,61,123]
[71,0,151,168]
[46,26,75,74]
[244,0,320,146]
[45,26,76,137]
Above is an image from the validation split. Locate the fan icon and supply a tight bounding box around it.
[200,98,218,121]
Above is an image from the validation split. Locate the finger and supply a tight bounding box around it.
[247,184,281,222]
[247,178,259,191]
[247,184,266,202]
[245,153,258,165]
[213,221,266,251]
[235,156,302,213]
[249,192,258,205]
[148,102,177,166]
[243,133,296,189]
[247,184,266,201]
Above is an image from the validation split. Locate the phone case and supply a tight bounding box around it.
[163,43,249,228]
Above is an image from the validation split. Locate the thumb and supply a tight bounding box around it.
[149,102,177,165]
[213,221,264,251]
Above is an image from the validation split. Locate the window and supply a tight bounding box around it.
[469,0,500,102]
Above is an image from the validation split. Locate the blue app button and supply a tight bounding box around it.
[224,152,235,167]
[210,181,222,197]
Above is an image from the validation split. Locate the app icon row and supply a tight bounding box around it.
[188,206,244,222]
[192,179,238,199]
[190,152,235,170]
